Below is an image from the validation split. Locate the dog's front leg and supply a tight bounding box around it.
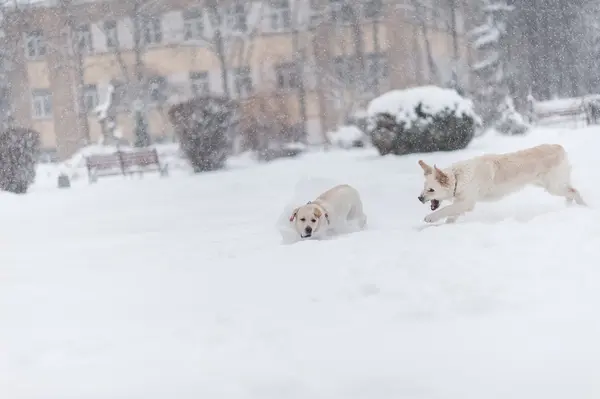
[424,201,475,223]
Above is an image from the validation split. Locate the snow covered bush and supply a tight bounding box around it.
[366,86,481,156]
[0,127,40,193]
[494,96,529,135]
[168,96,237,172]
[326,125,368,149]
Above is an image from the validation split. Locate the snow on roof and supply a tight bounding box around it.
[367,85,481,127]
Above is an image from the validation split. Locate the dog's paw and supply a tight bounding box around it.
[424,214,437,223]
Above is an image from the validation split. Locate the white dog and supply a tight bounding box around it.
[417,144,586,224]
[289,184,367,239]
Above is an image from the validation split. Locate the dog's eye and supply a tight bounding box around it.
[427,188,435,192]
[300,218,306,222]
[311,219,316,223]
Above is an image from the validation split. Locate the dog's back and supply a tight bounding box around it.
[316,184,367,229]
[455,144,572,201]
[485,144,566,185]
[317,184,357,203]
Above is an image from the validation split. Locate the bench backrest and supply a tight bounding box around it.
[86,149,159,170]
[86,153,121,170]
[120,150,159,168]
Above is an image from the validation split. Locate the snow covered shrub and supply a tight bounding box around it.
[168,96,237,172]
[366,86,481,156]
[327,125,368,149]
[0,127,40,194]
[494,96,530,135]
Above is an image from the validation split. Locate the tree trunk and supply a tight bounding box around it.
[61,0,90,144]
[73,47,90,144]
[132,3,150,147]
[215,29,230,99]
[206,0,230,99]
[448,0,460,91]
[372,15,380,95]
[347,3,366,93]
[291,23,308,143]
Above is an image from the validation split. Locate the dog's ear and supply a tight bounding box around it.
[418,160,433,175]
[313,208,322,218]
[434,165,450,186]
[289,207,299,222]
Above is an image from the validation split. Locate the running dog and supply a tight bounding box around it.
[289,184,367,238]
[417,144,586,224]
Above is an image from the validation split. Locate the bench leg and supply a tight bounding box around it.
[159,164,169,177]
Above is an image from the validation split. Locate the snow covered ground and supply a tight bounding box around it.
[2,127,600,399]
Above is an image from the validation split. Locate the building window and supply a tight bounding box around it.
[329,0,355,24]
[270,0,291,30]
[31,89,52,119]
[227,3,248,33]
[275,62,300,90]
[363,0,383,19]
[143,17,162,45]
[233,67,253,98]
[74,24,93,54]
[25,31,46,59]
[104,20,119,49]
[110,80,127,108]
[148,76,167,103]
[190,71,209,96]
[83,84,98,112]
[183,8,204,40]
[309,0,322,27]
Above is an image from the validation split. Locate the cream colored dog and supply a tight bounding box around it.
[289,184,367,238]
[417,144,586,224]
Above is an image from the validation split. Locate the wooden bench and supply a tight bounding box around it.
[85,148,169,183]
[529,95,600,128]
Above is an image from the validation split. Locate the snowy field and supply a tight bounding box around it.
[2,127,600,399]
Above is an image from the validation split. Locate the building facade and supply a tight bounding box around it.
[2,0,474,160]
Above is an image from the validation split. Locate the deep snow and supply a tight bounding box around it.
[2,127,600,399]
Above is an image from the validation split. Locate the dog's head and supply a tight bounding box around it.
[289,203,329,238]
[417,160,453,210]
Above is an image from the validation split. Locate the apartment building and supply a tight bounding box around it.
[2,0,474,160]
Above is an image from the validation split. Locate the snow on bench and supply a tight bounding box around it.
[529,95,600,128]
[85,148,169,183]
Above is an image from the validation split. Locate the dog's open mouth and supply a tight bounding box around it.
[430,199,440,211]
[301,234,312,239]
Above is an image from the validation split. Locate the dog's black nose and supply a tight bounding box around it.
[305,226,312,233]
[418,195,426,203]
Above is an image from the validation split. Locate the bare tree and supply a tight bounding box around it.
[288,0,308,141]
[307,0,387,126]
[57,0,92,144]
[196,0,265,99]
[410,0,441,84]
[0,4,15,130]
[96,0,187,146]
